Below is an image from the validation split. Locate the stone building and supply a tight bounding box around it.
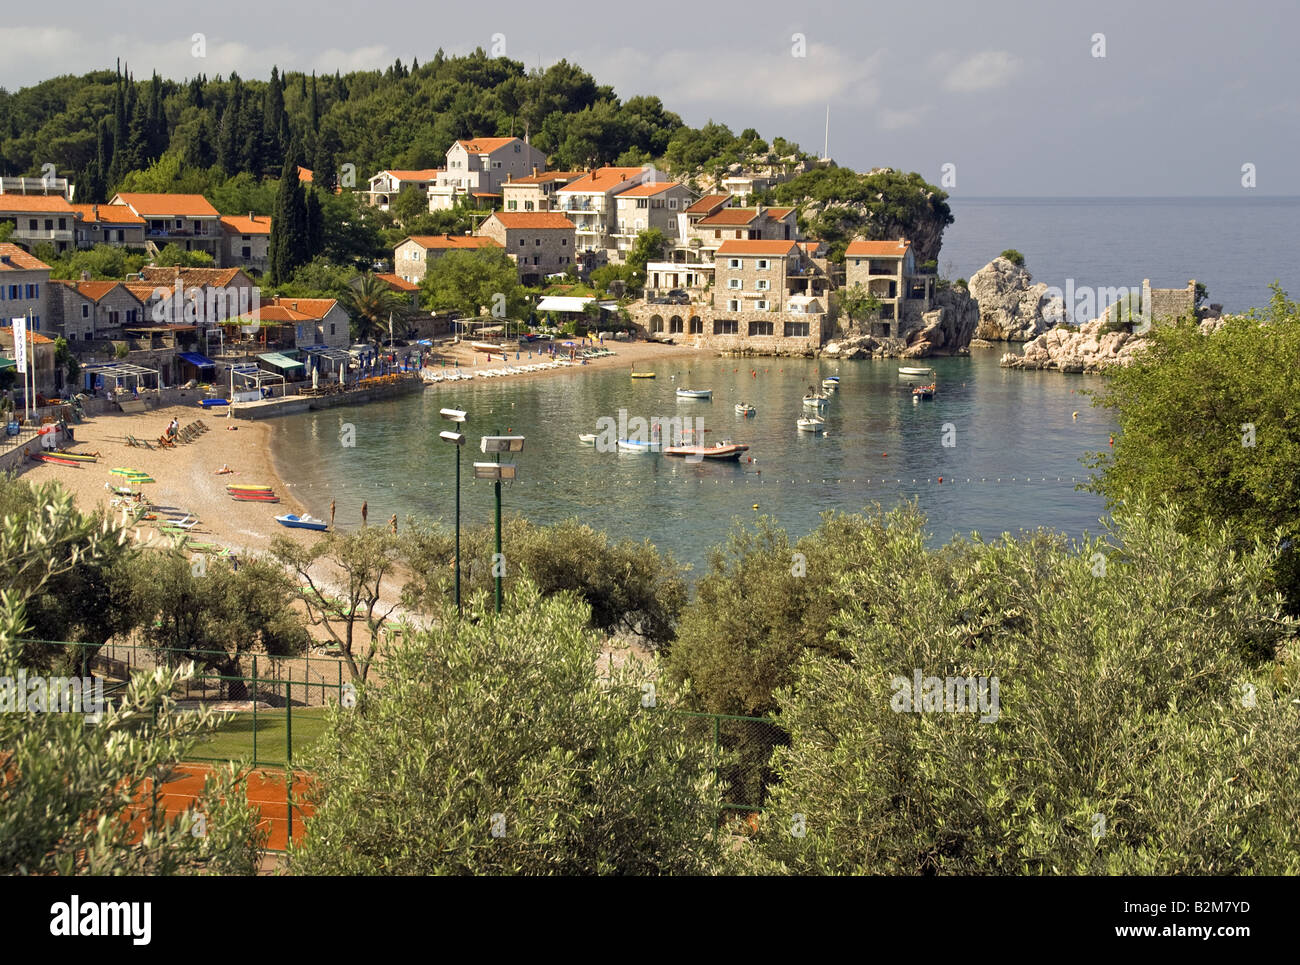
[219,214,271,273]
[844,239,934,336]
[393,235,502,284]
[429,138,548,211]
[610,181,694,258]
[475,212,577,285]
[501,170,583,212]
[48,280,148,342]
[0,244,52,332]
[70,203,146,248]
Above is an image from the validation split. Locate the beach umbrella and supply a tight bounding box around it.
[110,467,151,479]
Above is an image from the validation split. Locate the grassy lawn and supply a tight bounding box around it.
[188,707,331,766]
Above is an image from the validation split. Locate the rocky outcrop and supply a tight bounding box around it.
[824,284,978,359]
[999,317,1147,373]
[968,257,1063,342]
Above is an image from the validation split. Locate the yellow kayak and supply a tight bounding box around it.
[630,372,656,379]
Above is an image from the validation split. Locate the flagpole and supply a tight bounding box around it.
[26,309,32,423]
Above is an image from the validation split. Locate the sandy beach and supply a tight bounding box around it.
[423,336,707,386]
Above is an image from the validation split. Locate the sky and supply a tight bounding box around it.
[3,0,1295,196]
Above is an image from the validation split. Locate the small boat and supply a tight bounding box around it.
[53,451,98,462]
[617,438,660,453]
[663,442,750,461]
[578,433,597,446]
[676,388,712,400]
[472,342,502,355]
[822,377,840,389]
[34,453,81,466]
[898,366,934,381]
[199,398,230,407]
[226,483,274,492]
[912,383,936,400]
[797,417,825,433]
[735,403,757,417]
[630,372,656,379]
[276,513,328,531]
[802,394,829,409]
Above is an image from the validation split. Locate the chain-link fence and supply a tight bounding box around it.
[670,710,787,814]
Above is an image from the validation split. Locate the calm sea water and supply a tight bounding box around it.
[272,352,1112,573]
[941,197,1300,313]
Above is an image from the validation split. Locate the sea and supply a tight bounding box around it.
[271,197,1299,573]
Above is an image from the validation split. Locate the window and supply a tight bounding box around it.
[756,279,770,291]
[636,198,648,209]
[728,258,741,269]
[714,319,738,335]
[535,238,542,246]
[524,201,534,211]
[68,332,76,340]
[514,144,521,153]
[728,279,741,289]
[785,321,810,338]
[330,323,336,335]
[532,256,539,265]
[727,299,741,311]
[108,310,120,326]
[519,239,526,247]
[669,198,678,210]
[749,320,774,335]
[561,238,567,246]
[81,304,89,318]
[689,317,703,334]
[58,218,66,229]
[175,219,183,229]
[757,259,769,270]
[126,309,137,323]
[28,219,36,230]
[755,300,769,311]
[242,246,251,259]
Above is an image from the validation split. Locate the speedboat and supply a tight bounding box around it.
[735,403,757,416]
[276,513,328,531]
[797,417,825,433]
[663,441,750,461]
[578,433,597,446]
[617,438,660,453]
[676,388,712,400]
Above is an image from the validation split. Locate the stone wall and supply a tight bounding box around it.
[628,303,824,356]
[1141,279,1196,323]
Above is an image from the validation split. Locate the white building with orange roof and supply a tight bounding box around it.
[554,166,654,257]
[110,192,223,261]
[476,212,576,285]
[69,203,146,248]
[228,296,351,354]
[392,234,503,283]
[366,169,443,210]
[501,169,584,213]
[0,194,80,253]
[611,181,694,256]
[429,137,548,211]
[219,213,272,273]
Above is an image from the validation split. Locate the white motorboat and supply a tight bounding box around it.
[797,417,825,433]
[898,366,934,380]
[802,394,829,409]
[735,403,757,416]
[822,377,840,389]
[578,433,597,446]
[617,438,660,453]
[676,388,713,400]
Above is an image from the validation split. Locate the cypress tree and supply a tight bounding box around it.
[313,142,336,193]
[309,71,319,132]
[305,188,323,257]
[216,104,239,176]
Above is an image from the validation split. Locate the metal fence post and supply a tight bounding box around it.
[286,675,292,767]
[252,655,258,767]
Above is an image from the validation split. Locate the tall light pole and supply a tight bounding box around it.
[475,435,524,614]
[440,408,467,616]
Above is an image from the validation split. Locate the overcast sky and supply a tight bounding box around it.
[3,0,1294,196]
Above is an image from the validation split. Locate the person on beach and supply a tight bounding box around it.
[389,514,397,534]
[361,501,368,527]
[330,499,336,529]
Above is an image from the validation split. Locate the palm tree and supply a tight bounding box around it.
[338,273,410,345]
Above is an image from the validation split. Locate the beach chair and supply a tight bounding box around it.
[126,434,153,450]
[162,514,199,532]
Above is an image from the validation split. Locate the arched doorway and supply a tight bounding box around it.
[669,315,683,333]
[650,315,664,333]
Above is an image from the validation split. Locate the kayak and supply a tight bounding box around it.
[231,492,279,502]
[226,484,274,492]
[54,451,98,462]
[35,453,82,467]
[200,398,230,407]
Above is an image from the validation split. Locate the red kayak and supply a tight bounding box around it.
[34,453,81,467]
[230,492,279,502]
[662,442,750,461]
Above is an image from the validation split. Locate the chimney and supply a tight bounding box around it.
[249,211,254,221]
[532,166,538,177]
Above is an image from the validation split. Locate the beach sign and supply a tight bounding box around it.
[12,318,26,373]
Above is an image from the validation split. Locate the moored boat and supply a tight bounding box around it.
[663,442,750,461]
[822,377,840,389]
[734,403,756,416]
[912,382,936,400]
[802,394,829,409]
[578,433,597,446]
[275,513,328,531]
[797,416,825,433]
[676,388,712,400]
[898,366,934,381]
[617,438,660,453]
[630,371,656,379]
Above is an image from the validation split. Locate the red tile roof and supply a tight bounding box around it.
[220,214,272,235]
[458,137,520,154]
[297,166,314,182]
[231,297,339,323]
[375,273,419,292]
[0,194,77,214]
[68,203,145,225]
[845,239,912,258]
[616,181,685,197]
[139,266,249,287]
[716,240,799,256]
[485,212,575,230]
[0,243,52,271]
[506,171,582,185]
[378,169,441,181]
[404,235,501,251]
[113,193,221,218]
[54,280,127,302]
[698,208,760,227]
[684,194,730,215]
[556,167,646,194]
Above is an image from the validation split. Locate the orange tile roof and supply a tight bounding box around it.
[556,167,647,194]
[486,213,575,230]
[616,182,685,197]
[0,194,77,214]
[716,240,799,256]
[458,137,519,154]
[231,297,339,323]
[113,193,220,218]
[297,166,314,182]
[845,239,912,258]
[404,235,502,250]
[685,194,730,215]
[506,171,582,185]
[767,207,795,219]
[698,206,797,227]
[123,283,163,302]
[68,203,145,225]
[0,243,52,271]
[220,214,272,235]
[54,280,130,303]
[375,273,419,292]
[139,266,249,287]
[0,329,53,344]
[379,169,441,181]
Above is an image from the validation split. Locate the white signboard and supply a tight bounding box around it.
[12,318,27,373]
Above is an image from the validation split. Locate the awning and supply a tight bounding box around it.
[536,296,595,313]
[258,352,305,372]
[0,358,14,371]
[178,351,216,369]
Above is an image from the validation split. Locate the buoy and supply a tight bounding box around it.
[938,476,943,484]
[1072,411,1079,420]
[752,504,759,510]
[881,452,887,457]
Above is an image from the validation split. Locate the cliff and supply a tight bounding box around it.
[822,284,978,360]
[967,256,1063,342]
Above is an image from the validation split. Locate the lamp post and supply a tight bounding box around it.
[439,408,467,616]
[475,435,524,614]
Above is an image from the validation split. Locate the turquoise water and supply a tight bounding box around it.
[271,351,1114,573]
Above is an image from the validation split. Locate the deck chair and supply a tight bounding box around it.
[162,514,199,531]
[127,434,154,450]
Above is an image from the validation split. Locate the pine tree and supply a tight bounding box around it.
[146,72,167,160]
[216,104,239,176]
[313,142,336,194]
[123,96,150,175]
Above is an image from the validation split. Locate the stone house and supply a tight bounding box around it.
[48,280,148,342]
[429,138,548,212]
[554,167,652,257]
[111,193,224,262]
[0,194,79,254]
[0,244,52,332]
[475,212,577,285]
[393,235,502,284]
[501,170,584,213]
[219,214,271,273]
[611,181,694,258]
[691,205,798,261]
[844,240,933,335]
[0,328,58,398]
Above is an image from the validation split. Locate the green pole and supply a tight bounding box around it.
[286,674,292,766]
[494,479,502,615]
[252,655,258,767]
[454,440,462,616]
